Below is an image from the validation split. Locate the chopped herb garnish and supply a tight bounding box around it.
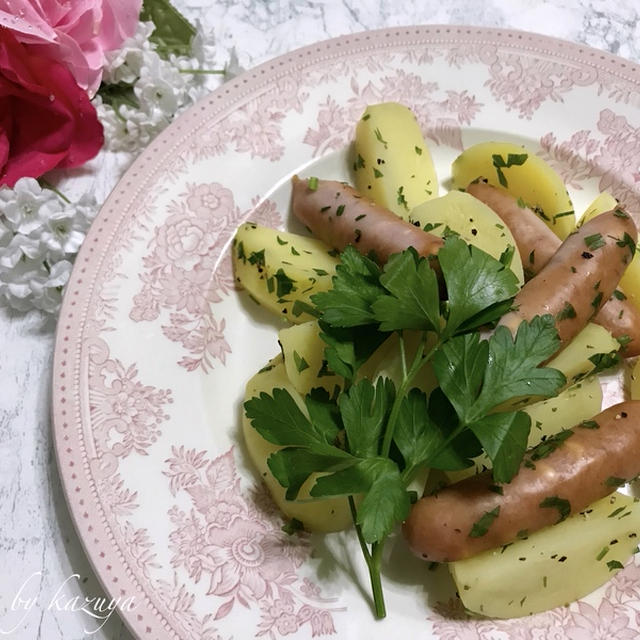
[605,476,627,487]
[596,546,609,561]
[373,168,384,179]
[355,214,367,221]
[355,153,366,169]
[320,205,331,213]
[336,204,346,217]
[274,268,296,297]
[613,208,629,218]
[276,235,288,245]
[293,350,310,373]
[374,127,388,148]
[613,289,627,300]
[553,210,575,222]
[584,233,606,251]
[291,246,300,256]
[236,240,247,263]
[592,292,603,309]
[616,232,636,259]
[397,186,409,210]
[607,560,624,571]
[469,507,500,538]
[539,496,571,523]
[580,419,600,429]
[313,268,329,276]
[529,430,573,461]
[492,153,528,188]
[589,351,620,373]
[556,302,577,321]
[281,517,305,535]
[362,113,371,121]
[517,197,527,209]
[415,146,423,155]
[307,176,319,191]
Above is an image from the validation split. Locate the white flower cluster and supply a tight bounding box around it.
[95,21,233,153]
[0,20,239,315]
[0,179,98,313]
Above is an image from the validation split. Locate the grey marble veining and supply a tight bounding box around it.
[1,1,639,638]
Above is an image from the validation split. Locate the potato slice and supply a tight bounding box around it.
[409,190,524,285]
[547,322,620,385]
[577,193,640,310]
[353,102,438,220]
[630,358,640,400]
[278,321,341,396]
[451,142,575,239]
[242,354,352,532]
[450,492,640,618]
[233,222,338,322]
[445,375,602,484]
[577,191,619,225]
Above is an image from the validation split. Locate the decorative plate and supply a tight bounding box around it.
[53,25,640,640]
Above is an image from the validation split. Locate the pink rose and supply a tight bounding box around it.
[0,27,103,187]
[0,0,142,96]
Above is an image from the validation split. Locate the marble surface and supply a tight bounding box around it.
[2,1,640,638]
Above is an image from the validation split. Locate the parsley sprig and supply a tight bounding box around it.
[244,237,565,619]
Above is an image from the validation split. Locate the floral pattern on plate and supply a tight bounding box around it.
[53,26,640,639]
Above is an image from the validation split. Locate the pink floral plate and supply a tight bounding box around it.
[53,25,640,640]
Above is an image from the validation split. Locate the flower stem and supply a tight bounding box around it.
[348,496,387,618]
[38,178,70,204]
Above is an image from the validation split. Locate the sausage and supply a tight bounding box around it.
[467,180,640,356]
[403,401,640,562]
[498,208,637,351]
[291,176,444,264]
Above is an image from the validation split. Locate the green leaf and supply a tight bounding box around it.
[318,321,387,382]
[268,447,356,500]
[469,411,531,483]
[431,333,489,423]
[371,248,440,332]
[310,456,386,497]
[304,388,342,445]
[338,378,395,458]
[394,388,473,472]
[474,318,566,414]
[311,246,385,327]
[358,464,410,543]
[438,236,519,337]
[97,81,139,111]
[141,0,197,58]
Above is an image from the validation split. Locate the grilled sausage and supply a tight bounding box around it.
[403,401,640,562]
[467,180,640,356]
[291,176,444,264]
[498,209,637,351]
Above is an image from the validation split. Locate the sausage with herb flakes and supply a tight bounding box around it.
[467,180,640,356]
[497,208,638,352]
[403,401,640,562]
[291,175,444,264]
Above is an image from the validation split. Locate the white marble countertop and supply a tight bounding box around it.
[1,1,640,638]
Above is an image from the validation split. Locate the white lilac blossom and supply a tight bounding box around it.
[96,21,233,153]
[0,179,98,313]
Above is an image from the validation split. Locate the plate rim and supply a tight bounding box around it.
[51,23,640,639]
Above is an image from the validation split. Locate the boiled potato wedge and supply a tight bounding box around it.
[278,321,341,396]
[630,358,640,400]
[353,102,438,220]
[547,322,620,384]
[233,222,339,322]
[409,190,524,285]
[450,491,640,618]
[445,375,602,484]
[242,354,352,532]
[577,193,640,310]
[578,191,618,225]
[451,142,575,239]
